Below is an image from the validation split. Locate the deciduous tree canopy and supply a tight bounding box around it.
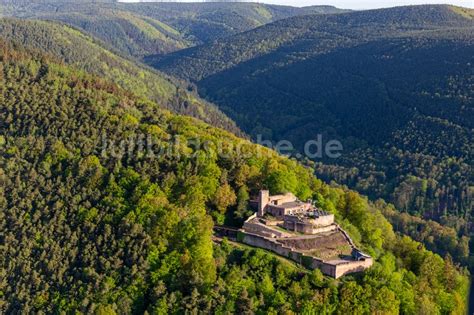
[0,37,469,314]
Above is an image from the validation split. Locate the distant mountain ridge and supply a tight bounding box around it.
[153,5,474,81]
[0,0,348,58]
[151,4,474,220]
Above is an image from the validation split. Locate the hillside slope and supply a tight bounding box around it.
[0,37,468,314]
[0,1,348,57]
[152,5,474,220]
[120,2,349,44]
[0,18,241,134]
[155,5,473,80]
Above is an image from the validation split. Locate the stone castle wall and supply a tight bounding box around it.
[333,258,374,278]
[239,231,372,278]
[282,221,337,234]
[243,215,291,238]
[310,214,335,227]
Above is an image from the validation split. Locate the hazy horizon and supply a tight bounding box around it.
[119,0,474,10]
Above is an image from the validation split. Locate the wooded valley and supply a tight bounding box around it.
[0,1,472,313]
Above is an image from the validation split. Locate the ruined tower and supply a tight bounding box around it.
[258,190,269,217]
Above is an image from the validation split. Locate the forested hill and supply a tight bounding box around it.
[118,2,349,45]
[154,5,473,81]
[0,18,242,135]
[151,5,474,222]
[0,36,469,314]
[0,0,348,58]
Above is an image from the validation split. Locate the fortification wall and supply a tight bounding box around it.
[306,256,337,276]
[333,259,373,278]
[283,219,337,234]
[241,232,295,258]
[311,214,335,227]
[239,232,372,278]
[243,220,290,238]
[239,214,373,278]
[310,224,337,234]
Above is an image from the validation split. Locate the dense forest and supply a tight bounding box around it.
[0,18,242,135]
[0,0,347,58]
[0,1,473,313]
[152,5,474,227]
[0,38,469,313]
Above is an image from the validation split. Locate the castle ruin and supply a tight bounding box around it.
[238,190,373,278]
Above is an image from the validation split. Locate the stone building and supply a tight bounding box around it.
[257,190,334,230]
[238,190,373,278]
[258,190,311,217]
[282,212,335,234]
